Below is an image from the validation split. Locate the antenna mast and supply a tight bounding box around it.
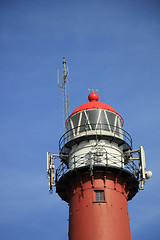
[57,57,70,132]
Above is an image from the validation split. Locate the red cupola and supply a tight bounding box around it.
[70,92,123,125]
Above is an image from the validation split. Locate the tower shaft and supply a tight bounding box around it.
[60,170,132,240]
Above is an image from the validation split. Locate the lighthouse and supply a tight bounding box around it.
[47,59,152,240]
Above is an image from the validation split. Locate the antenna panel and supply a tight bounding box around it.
[47,152,55,191]
[140,146,146,180]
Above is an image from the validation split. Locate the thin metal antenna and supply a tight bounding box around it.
[57,57,70,133]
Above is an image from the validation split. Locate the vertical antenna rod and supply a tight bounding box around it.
[57,57,70,132]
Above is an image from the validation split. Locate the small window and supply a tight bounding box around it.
[95,190,104,202]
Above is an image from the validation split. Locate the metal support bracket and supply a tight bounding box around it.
[124,146,152,190]
[47,152,68,192]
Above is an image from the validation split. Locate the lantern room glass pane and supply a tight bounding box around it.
[71,113,80,134]
[67,120,73,140]
[87,110,99,124]
[86,110,99,130]
[79,112,87,133]
[106,112,115,132]
[115,118,121,137]
[99,110,110,131]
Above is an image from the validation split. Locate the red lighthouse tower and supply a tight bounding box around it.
[47,59,152,240]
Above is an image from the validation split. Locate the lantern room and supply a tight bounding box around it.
[67,92,124,140]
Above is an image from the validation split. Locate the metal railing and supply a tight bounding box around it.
[59,123,132,152]
[55,151,139,183]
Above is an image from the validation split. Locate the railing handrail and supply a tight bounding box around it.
[59,123,132,151]
[55,155,139,183]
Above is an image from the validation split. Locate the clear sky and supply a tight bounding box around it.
[0,0,160,239]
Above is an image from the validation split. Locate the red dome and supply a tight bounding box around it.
[70,92,124,125]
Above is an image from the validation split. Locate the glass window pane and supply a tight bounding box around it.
[95,193,99,201]
[106,112,115,132]
[95,191,104,202]
[87,110,100,125]
[71,113,80,134]
[67,120,73,140]
[99,110,110,131]
[100,192,103,201]
[79,112,87,133]
[115,118,120,136]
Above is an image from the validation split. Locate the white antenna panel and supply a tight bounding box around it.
[140,146,146,180]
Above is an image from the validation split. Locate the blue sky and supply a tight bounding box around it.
[0,0,160,239]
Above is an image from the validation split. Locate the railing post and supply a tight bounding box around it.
[106,152,108,166]
[55,169,57,183]
[89,152,93,176]
[121,154,123,168]
[74,155,76,169]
